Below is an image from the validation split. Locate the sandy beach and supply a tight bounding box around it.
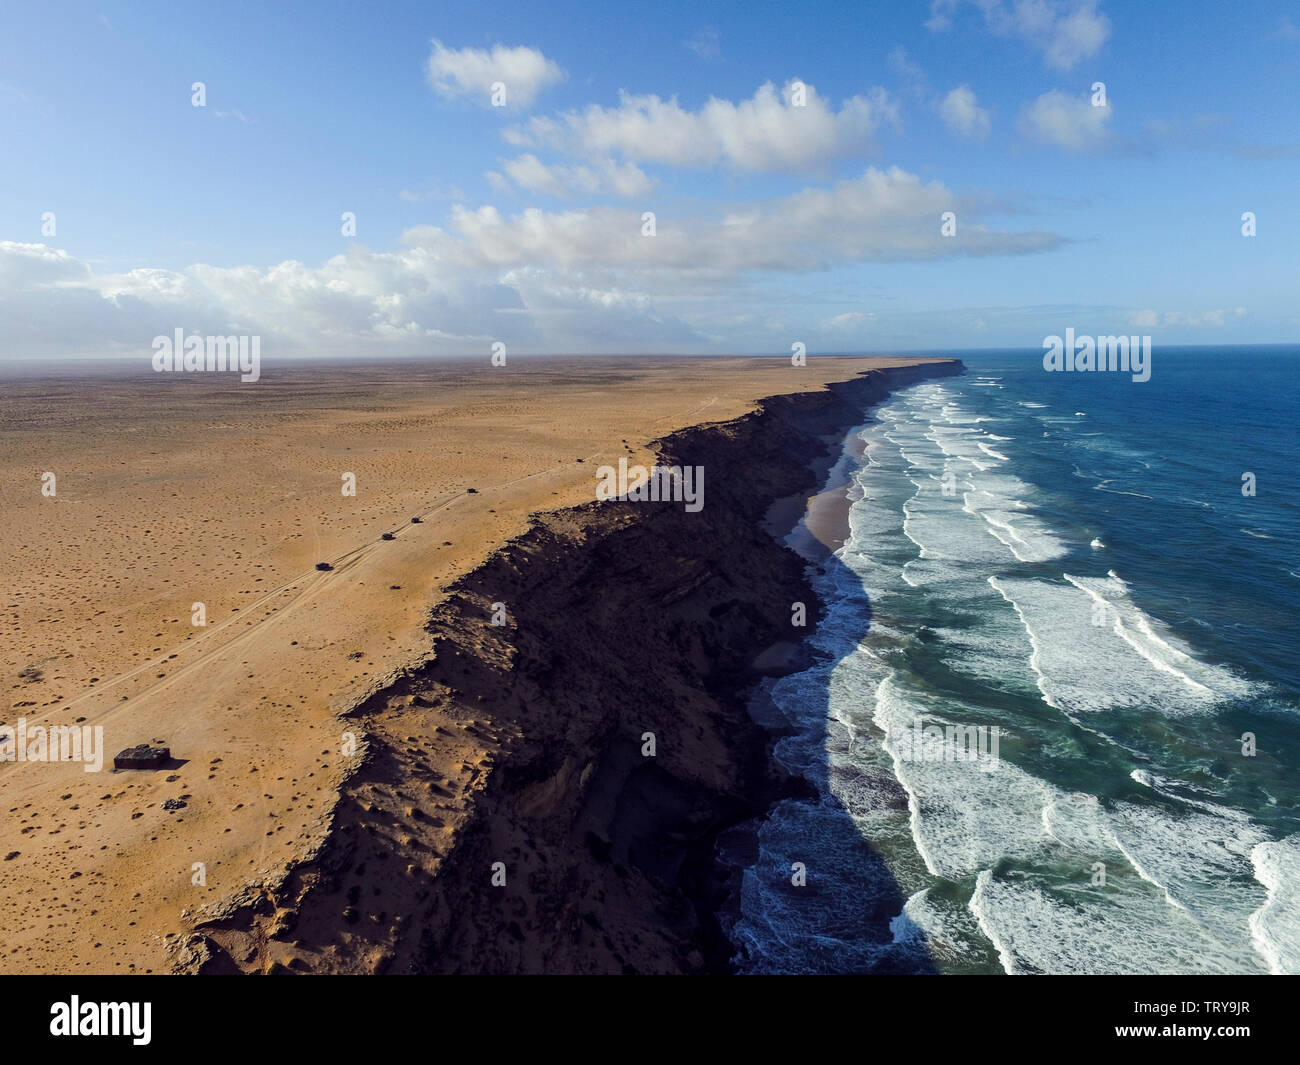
[0,354,953,973]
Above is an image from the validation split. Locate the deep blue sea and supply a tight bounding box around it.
[725,345,1300,974]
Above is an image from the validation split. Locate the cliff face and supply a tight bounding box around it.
[185,359,962,975]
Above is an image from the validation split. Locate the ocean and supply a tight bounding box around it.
[724,345,1300,975]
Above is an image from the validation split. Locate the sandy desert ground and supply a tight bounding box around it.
[0,353,942,973]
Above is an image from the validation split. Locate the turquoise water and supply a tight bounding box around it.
[727,346,1300,975]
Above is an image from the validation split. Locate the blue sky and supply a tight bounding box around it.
[1,0,1297,357]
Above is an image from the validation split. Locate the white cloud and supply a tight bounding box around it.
[0,170,1061,358]
[398,184,468,203]
[820,311,874,331]
[425,40,565,108]
[684,27,721,59]
[1045,2,1112,69]
[888,46,928,94]
[939,85,992,139]
[0,241,90,287]
[1128,307,1246,328]
[495,154,655,198]
[505,80,900,174]
[927,0,1111,71]
[427,167,1060,277]
[1018,89,1111,151]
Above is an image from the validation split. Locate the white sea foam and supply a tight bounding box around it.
[1108,803,1267,954]
[742,375,1279,976]
[978,510,1068,563]
[1040,790,1115,854]
[987,574,1253,715]
[1249,836,1300,974]
[1067,574,1255,701]
[969,866,1260,975]
[873,675,1049,880]
[903,491,1010,570]
[1095,485,1156,500]
[969,772,1269,974]
[891,887,990,965]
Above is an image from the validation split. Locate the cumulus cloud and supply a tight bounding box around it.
[939,85,992,139]
[424,167,1061,278]
[927,0,1111,71]
[490,154,656,198]
[504,80,900,174]
[425,40,565,108]
[0,241,91,287]
[0,169,1062,358]
[0,239,534,357]
[1018,89,1111,151]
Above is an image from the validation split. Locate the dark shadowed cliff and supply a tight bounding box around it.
[181,358,962,974]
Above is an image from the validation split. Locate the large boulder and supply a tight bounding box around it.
[113,744,171,770]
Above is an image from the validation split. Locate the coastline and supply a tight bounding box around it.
[766,426,870,565]
[179,356,962,973]
[0,355,951,974]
